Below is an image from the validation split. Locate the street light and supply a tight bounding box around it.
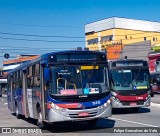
[4,53,10,59]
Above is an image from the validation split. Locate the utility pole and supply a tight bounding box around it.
[120,40,123,59]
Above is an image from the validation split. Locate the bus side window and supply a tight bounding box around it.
[12,73,16,89]
[34,63,40,87]
[27,75,32,87]
[34,76,40,87]
[31,77,34,87]
[44,68,51,91]
[13,82,16,90]
[27,66,33,88]
[17,71,22,88]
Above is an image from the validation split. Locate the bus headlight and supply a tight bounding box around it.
[112,96,116,99]
[104,99,111,107]
[104,103,107,107]
[51,102,55,108]
[112,96,120,102]
[50,102,66,112]
[107,99,111,104]
[55,105,60,110]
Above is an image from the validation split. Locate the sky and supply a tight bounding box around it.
[0,0,160,67]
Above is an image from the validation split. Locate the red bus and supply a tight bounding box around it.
[109,59,151,112]
[148,52,160,73]
[150,72,160,94]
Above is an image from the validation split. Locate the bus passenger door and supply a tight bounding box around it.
[22,70,28,118]
[7,75,14,112]
[43,68,51,120]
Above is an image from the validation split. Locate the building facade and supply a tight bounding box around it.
[85,17,160,60]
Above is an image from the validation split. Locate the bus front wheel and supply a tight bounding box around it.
[87,119,98,127]
[151,93,154,97]
[37,107,45,129]
[15,104,20,119]
[131,107,140,112]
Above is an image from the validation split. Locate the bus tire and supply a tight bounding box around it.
[151,93,154,97]
[37,107,45,129]
[15,104,20,119]
[87,119,98,127]
[132,107,140,112]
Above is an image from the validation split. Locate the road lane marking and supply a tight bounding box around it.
[151,102,160,107]
[110,117,159,127]
[3,103,8,105]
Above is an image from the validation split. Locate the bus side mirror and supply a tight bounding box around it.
[44,68,51,81]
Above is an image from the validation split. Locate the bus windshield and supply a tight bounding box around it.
[50,65,108,95]
[111,69,150,91]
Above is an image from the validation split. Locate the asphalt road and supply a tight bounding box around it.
[151,93,160,104]
[0,94,160,136]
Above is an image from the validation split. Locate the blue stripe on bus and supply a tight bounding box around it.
[47,94,111,108]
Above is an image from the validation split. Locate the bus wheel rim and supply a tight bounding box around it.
[16,106,18,116]
[38,112,42,123]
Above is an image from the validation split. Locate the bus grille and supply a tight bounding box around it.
[122,101,144,106]
[67,106,98,110]
[69,112,97,118]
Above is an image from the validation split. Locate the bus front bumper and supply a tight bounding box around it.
[47,104,112,123]
[111,96,151,108]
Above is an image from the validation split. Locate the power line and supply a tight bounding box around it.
[0,45,71,50]
[1,30,160,40]
[0,46,79,57]
[0,31,160,44]
[0,48,75,56]
[0,47,70,50]
[0,36,85,43]
[0,22,83,28]
[0,32,84,39]
[0,46,79,56]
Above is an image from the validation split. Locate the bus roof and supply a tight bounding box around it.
[110,59,147,62]
[110,59,148,68]
[8,50,106,75]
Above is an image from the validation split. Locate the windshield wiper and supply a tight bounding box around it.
[134,67,142,82]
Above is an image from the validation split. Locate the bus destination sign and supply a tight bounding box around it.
[113,61,147,67]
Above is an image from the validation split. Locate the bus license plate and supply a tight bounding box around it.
[78,112,89,117]
[130,102,137,106]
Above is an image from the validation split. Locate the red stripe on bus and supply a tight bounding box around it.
[116,93,148,101]
[57,103,82,109]
[47,103,52,109]
[35,91,42,100]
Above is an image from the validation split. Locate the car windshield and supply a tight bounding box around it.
[111,68,150,91]
[49,65,108,95]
